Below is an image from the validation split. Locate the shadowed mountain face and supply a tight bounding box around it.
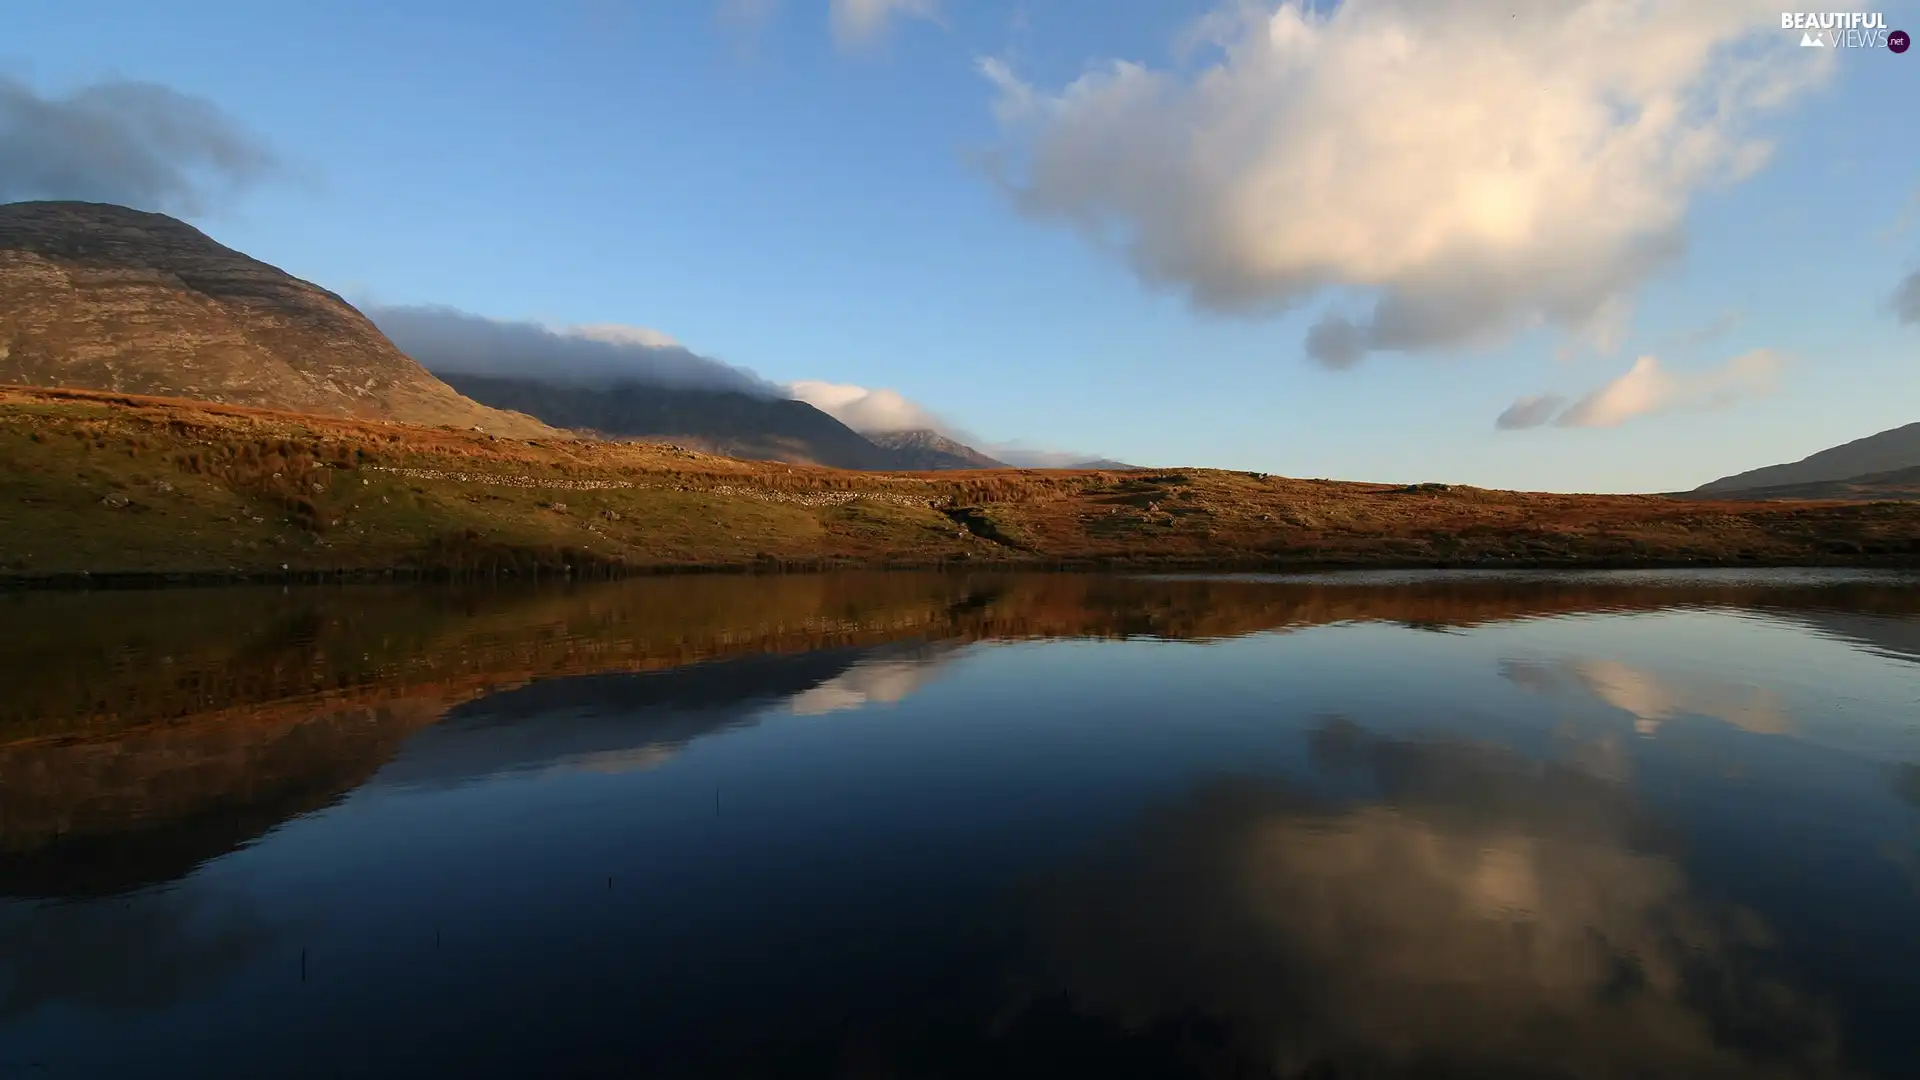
[438,372,900,470]
[1695,422,1920,498]
[0,201,548,436]
[866,428,1007,470]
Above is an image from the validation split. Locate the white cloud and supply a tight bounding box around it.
[980,1,1830,367]
[1496,348,1785,430]
[1556,350,1783,428]
[786,379,947,433]
[830,0,938,49]
[786,380,1122,465]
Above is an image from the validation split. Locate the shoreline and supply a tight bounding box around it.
[6,552,1918,591]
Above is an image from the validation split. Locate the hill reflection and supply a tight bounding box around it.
[2,570,1916,899]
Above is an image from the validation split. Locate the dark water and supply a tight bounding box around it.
[3,570,1919,1078]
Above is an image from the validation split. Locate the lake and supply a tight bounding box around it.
[3,569,1919,1078]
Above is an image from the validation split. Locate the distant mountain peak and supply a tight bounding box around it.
[437,374,899,470]
[865,428,1007,470]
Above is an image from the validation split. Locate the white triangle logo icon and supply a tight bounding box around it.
[1801,30,1825,46]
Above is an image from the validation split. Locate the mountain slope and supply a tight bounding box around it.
[1679,464,1920,502]
[0,200,549,436]
[1695,422,1920,495]
[866,428,1006,470]
[438,373,898,470]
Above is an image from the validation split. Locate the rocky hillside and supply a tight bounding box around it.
[439,373,899,470]
[0,201,549,436]
[1695,421,1920,496]
[866,428,1006,470]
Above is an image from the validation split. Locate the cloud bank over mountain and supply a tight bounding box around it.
[980,0,1827,368]
[374,308,1117,466]
[369,305,778,395]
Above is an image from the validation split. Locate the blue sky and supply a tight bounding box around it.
[6,0,1917,490]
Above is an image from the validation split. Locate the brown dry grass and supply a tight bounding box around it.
[2,383,1917,579]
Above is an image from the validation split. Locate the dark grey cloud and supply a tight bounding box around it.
[0,75,277,215]
[1494,393,1567,430]
[1304,313,1366,370]
[368,305,778,395]
[1893,269,1920,325]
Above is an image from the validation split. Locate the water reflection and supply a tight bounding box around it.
[788,644,963,717]
[0,891,277,1020]
[371,645,947,790]
[1501,657,1794,736]
[1,570,1917,1077]
[1017,719,1841,1078]
[4,571,1918,902]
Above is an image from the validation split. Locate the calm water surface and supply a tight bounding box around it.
[3,570,1919,1078]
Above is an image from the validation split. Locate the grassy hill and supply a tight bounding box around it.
[3,384,1918,580]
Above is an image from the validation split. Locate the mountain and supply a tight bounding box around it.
[1694,422,1920,496]
[1064,458,1141,471]
[437,373,899,470]
[1679,465,1920,503]
[0,201,549,436]
[866,428,1006,470]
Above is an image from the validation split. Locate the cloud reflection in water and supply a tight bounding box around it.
[1011,720,1840,1078]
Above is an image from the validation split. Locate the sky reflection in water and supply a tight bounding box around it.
[1,570,1917,1078]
